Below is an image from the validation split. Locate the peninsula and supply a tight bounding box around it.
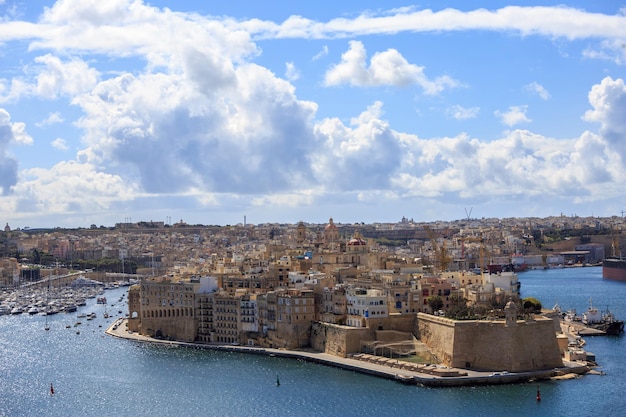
[3,215,620,385]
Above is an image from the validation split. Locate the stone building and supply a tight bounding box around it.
[260,288,315,348]
[127,276,217,342]
[0,257,19,287]
[346,288,388,327]
[213,291,240,344]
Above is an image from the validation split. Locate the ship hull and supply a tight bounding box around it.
[602,258,626,281]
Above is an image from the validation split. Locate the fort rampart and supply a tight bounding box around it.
[417,313,563,372]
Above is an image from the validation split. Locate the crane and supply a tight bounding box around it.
[425,226,452,274]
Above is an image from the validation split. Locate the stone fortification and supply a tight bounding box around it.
[311,315,416,357]
[139,316,198,342]
[417,313,563,372]
[311,322,371,357]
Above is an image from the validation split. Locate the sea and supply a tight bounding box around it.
[1,267,625,417]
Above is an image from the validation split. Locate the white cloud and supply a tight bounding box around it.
[306,90,625,206]
[447,105,479,120]
[583,39,626,65]
[525,81,551,100]
[495,105,531,126]
[1,54,99,101]
[245,6,626,41]
[324,41,459,94]
[29,0,259,69]
[8,161,137,217]
[583,76,626,157]
[285,62,300,81]
[312,45,328,61]
[312,101,403,190]
[51,138,69,151]
[73,61,318,195]
[34,54,99,99]
[36,112,64,127]
[0,1,625,224]
[0,108,32,194]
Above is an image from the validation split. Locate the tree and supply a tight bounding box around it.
[30,248,41,264]
[446,294,470,320]
[522,297,542,313]
[426,295,443,313]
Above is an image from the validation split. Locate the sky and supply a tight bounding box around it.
[1,1,626,229]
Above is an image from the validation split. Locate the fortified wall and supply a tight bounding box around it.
[311,315,416,357]
[417,311,563,372]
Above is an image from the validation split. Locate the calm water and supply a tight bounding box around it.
[1,267,625,417]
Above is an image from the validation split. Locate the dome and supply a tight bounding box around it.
[348,237,366,246]
[324,218,337,231]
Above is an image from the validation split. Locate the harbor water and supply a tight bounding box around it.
[1,267,626,417]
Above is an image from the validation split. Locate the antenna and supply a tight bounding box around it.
[464,207,473,221]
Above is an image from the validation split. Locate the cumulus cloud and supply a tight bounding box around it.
[51,138,69,151]
[0,55,99,102]
[9,161,137,217]
[312,101,402,190]
[447,105,479,120]
[1,0,625,225]
[33,54,99,99]
[525,81,551,100]
[307,98,624,205]
[583,76,626,157]
[0,108,30,194]
[36,112,64,127]
[324,41,459,94]
[73,63,318,195]
[495,105,531,127]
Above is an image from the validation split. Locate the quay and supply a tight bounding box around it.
[562,320,609,336]
[107,318,589,387]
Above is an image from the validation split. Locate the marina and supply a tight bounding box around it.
[0,277,135,319]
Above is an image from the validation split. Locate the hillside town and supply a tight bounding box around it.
[1,214,624,375]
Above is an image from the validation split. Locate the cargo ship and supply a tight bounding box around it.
[602,257,626,282]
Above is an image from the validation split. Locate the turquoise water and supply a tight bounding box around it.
[1,267,625,417]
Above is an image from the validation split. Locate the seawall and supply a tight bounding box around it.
[106,318,588,387]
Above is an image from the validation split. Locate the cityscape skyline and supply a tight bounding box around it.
[1,1,625,229]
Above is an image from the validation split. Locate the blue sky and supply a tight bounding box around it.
[1,1,626,228]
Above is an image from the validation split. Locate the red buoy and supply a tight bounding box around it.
[536,389,541,402]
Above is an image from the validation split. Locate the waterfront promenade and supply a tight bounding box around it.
[106,318,589,387]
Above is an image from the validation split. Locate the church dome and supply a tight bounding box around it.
[348,237,366,246]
